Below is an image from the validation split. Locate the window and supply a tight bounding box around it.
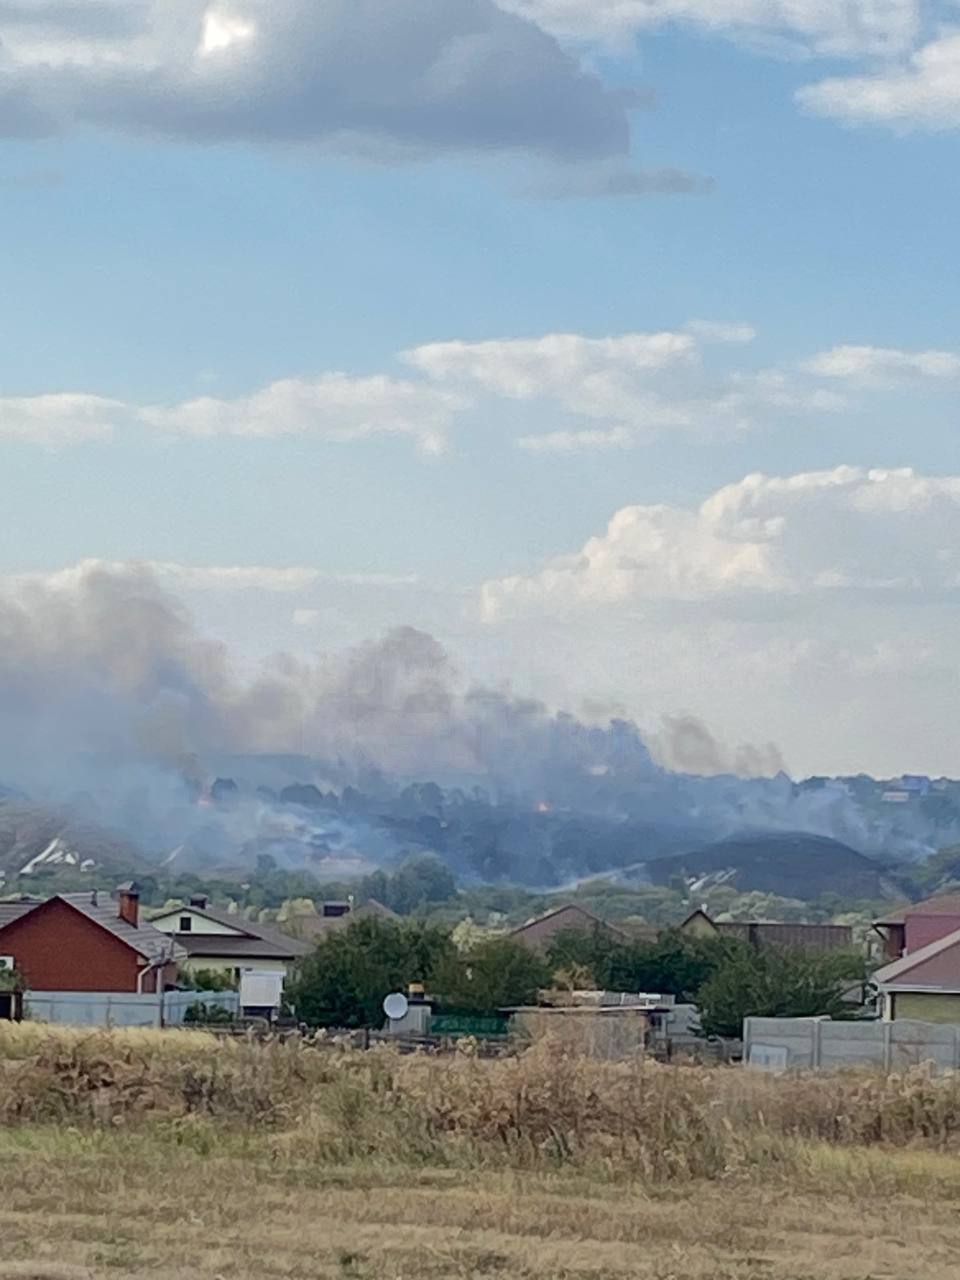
[179,916,192,932]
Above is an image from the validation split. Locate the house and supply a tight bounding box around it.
[872,893,960,962]
[281,898,399,944]
[872,928,960,1023]
[678,908,853,953]
[510,904,626,952]
[149,895,307,982]
[0,883,180,993]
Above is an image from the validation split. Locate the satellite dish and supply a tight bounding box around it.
[383,991,409,1021]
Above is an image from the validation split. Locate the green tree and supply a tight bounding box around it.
[384,854,457,914]
[546,927,736,1002]
[697,947,865,1039]
[287,917,455,1028]
[435,937,549,1015]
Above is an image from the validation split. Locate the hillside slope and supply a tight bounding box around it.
[644,831,896,900]
[0,798,146,883]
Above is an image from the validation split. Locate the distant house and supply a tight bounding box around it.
[0,883,180,993]
[678,908,853,953]
[872,928,960,1023]
[873,894,960,963]
[149,895,307,982]
[510,904,626,952]
[281,898,399,944]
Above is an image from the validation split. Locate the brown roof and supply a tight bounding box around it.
[175,934,305,961]
[0,893,176,965]
[873,925,960,989]
[150,903,307,958]
[281,899,399,942]
[510,904,627,948]
[874,893,960,926]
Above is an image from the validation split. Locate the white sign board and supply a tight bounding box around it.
[747,1043,789,1071]
[240,969,284,1010]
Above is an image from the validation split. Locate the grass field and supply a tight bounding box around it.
[2,1025,960,1279]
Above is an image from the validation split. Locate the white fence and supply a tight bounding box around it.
[24,989,240,1029]
[744,1016,960,1071]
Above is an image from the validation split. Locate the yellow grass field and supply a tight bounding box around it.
[2,1024,960,1279]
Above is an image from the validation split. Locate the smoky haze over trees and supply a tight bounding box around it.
[1,562,960,887]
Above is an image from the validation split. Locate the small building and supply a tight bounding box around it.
[872,927,960,1023]
[873,894,960,963]
[509,904,626,952]
[678,909,853,953]
[0,884,180,993]
[149,895,307,981]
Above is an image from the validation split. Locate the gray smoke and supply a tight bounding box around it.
[656,715,787,779]
[0,562,954,875]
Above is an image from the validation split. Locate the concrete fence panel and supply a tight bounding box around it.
[745,1016,960,1072]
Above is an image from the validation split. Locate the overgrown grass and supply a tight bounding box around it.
[4,1023,960,1185]
[3,1026,960,1277]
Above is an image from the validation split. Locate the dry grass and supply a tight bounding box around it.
[2,1025,960,1277]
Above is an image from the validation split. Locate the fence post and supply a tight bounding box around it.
[811,1020,822,1069]
[882,1021,893,1073]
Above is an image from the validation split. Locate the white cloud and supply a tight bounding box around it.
[0,0,633,162]
[498,1,921,57]
[480,466,960,618]
[0,375,464,453]
[139,375,465,455]
[806,344,960,381]
[404,330,697,400]
[0,393,126,444]
[405,325,842,448]
[798,29,960,128]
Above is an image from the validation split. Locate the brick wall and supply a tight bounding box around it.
[0,899,145,992]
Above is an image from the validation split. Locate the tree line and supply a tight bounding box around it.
[288,918,866,1038]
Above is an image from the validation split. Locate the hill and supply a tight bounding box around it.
[644,831,897,901]
[0,797,146,885]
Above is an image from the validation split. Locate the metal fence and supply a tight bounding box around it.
[24,989,240,1028]
[744,1016,960,1071]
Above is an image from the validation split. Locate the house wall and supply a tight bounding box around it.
[0,899,144,993]
[892,992,960,1023]
[151,910,242,936]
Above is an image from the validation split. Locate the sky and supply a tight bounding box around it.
[2,0,960,779]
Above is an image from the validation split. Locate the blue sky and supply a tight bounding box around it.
[3,1,960,776]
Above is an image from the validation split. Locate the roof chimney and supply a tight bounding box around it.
[116,881,140,928]
[189,893,209,911]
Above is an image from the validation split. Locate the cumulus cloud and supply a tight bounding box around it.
[404,325,843,448]
[806,344,960,382]
[0,0,633,161]
[498,0,921,57]
[798,28,960,129]
[480,466,960,619]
